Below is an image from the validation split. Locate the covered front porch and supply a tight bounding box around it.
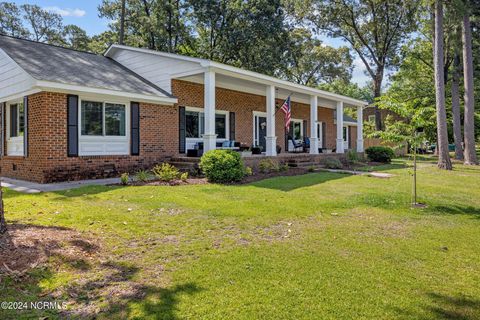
[173,62,367,158]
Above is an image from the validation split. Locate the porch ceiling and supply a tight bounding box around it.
[176,72,358,110]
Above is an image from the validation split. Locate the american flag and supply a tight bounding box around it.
[279,96,291,132]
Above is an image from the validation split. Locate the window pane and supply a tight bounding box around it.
[9,104,17,137]
[18,103,24,136]
[105,103,126,136]
[81,101,103,136]
[215,114,226,139]
[294,122,301,140]
[186,111,199,138]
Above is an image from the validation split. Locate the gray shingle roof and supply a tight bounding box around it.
[0,35,172,98]
[343,114,357,123]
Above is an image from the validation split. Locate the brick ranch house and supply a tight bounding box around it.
[0,35,367,183]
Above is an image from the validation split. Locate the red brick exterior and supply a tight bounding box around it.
[1,81,359,183]
[1,92,177,183]
[172,80,339,150]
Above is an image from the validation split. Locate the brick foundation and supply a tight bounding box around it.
[0,92,178,183]
[1,82,360,183]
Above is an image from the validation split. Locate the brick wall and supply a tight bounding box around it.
[171,80,338,150]
[0,92,178,183]
[0,82,360,183]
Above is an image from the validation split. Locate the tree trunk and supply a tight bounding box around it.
[462,11,478,165]
[451,49,464,160]
[373,69,384,131]
[433,0,453,170]
[119,0,126,45]
[0,181,6,234]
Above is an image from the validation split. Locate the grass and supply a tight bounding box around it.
[1,156,480,319]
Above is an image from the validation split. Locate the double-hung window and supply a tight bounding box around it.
[185,110,227,139]
[9,103,24,138]
[81,100,126,137]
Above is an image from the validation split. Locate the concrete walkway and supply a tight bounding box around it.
[318,168,394,178]
[1,177,120,194]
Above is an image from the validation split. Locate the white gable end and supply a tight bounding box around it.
[0,49,36,100]
[109,48,203,93]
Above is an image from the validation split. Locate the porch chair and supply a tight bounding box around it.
[288,136,303,153]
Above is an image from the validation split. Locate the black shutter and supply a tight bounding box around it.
[179,106,186,153]
[10,104,17,138]
[23,96,28,157]
[322,122,326,148]
[131,102,140,156]
[229,112,235,141]
[303,119,307,139]
[67,95,79,157]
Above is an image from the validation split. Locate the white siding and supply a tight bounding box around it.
[110,49,203,93]
[0,49,35,100]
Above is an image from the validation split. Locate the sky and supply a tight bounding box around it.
[12,0,371,86]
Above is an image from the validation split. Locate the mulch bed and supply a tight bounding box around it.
[236,167,309,184]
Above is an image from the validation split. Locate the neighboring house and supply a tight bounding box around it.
[0,35,367,183]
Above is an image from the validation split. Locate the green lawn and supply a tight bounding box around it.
[1,156,480,319]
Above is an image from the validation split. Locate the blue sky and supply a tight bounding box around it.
[12,0,371,85]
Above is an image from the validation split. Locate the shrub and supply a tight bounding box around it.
[244,166,253,176]
[199,150,245,183]
[152,163,180,182]
[120,173,129,185]
[308,165,316,172]
[324,158,343,169]
[180,172,188,182]
[135,169,150,182]
[258,158,280,173]
[346,149,359,164]
[279,163,289,172]
[365,146,395,163]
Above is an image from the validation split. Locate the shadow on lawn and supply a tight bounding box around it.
[0,223,202,320]
[248,172,348,192]
[394,292,480,319]
[426,205,480,218]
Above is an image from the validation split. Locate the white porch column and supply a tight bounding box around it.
[203,69,217,152]
[336,101,344,153]
[265,85,277,156]
[356,106,364,152]
[309,95,319,154]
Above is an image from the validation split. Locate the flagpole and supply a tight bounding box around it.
[274,92,294,115]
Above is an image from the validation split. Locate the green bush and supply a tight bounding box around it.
[244,166,253,176]
[324,158,343,169]
[258,158,280,173]
[200,150,245,183]
[180,172,188,182]
[135,169,150,182]
[365,146,395,163]
[346,149,359,164]
[120,173,129,185]
[279,163,289,172]
[152,163,180,182]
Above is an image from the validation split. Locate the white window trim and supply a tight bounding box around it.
[252,111,267,147]
[78,96,130,156]
[6,99,24,156]
[317,121,323,147]
[184,106,229,152]
[343,125,349,149]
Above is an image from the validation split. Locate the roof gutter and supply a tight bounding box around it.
[36,81,178,105]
